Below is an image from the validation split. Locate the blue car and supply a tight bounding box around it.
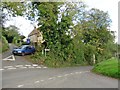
[12,45,35,56]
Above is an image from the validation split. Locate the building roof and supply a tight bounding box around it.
[28,27,40,37]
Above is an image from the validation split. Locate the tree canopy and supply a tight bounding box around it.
[0,1,117,67]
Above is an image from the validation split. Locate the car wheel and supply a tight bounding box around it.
[22,52,25,56]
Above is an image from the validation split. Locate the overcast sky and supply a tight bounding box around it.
[5,0,119,42]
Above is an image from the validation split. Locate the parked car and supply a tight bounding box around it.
[12,45,35,56]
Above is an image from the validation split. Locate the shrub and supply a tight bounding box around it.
[1,36,9,52]
[12,37,21,46]
[84,44,96,65]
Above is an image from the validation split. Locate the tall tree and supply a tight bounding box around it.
[74,8,115,63]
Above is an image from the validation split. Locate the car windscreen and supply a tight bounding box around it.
[18,46,27,49]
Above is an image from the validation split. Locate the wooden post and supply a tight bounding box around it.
[93,54,96,64]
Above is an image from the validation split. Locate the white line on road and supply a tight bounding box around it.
[34,81,40,83]
[75,72,79,74]
[70,73,73,75]
[36,66,41,68]
[40,80,44,82]
[57,76,62,78]
[0,69,4,71]
[43,67,47,68]
[4,66,13,68]
[32,64,38,67]
[83,71,90,73]
[12,55,15,61]
[48,78,54,80]
[21,71,91,87]
[17,85,24,87]
[3,55,15,61]
[64,74,69,76]
[15,65,23,67]
[25,65,31,67]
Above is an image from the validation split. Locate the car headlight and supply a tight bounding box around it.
[18,51,22,53]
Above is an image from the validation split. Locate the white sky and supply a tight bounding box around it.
[5,16,35,37]
[5,0,119,42]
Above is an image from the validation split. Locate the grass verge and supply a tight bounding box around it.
[92,57,119,79]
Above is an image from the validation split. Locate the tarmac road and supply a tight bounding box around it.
[1,44,118,88]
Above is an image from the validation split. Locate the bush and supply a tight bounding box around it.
[1,36,9,52]
[30,36,90,67]
[84,44,96,65]
[30,36,116,67]
[12,37,21,46]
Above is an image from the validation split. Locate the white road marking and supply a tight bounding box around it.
[36,66,41,68]
[4,66,13,68]
[64,74,69,76]
[57,76,62,78]
[15,65,23,67]
[12,55,15,61]
[83,71,90,73]
[32,64,38,67]
[40,80,44,82]
[43,67,47,68]
[25,65,31,67]
[3,55,15,61]
[32,71,91,86]
[17,85,24,87]
[48,78,53,80]
[7,68,16,70]
[35,81,40,83]
[0,69,4,71]
[75,72,79,74]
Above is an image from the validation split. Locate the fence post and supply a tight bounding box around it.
[93,54,96,64]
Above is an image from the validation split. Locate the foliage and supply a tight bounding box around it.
[0,2,27,29]
[1,2,27,46]
[74,8,116,64]
[27,2,116,67]
[0,2,26,16]
[2,25,20,43]
[92,57,119,79]
[0,28,9,53]
[118,44,120,53]
[12,37,21,46]
[1,36,9,52]
[0,1,117,67]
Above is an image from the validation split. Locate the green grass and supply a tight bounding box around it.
[92,57,119,79]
